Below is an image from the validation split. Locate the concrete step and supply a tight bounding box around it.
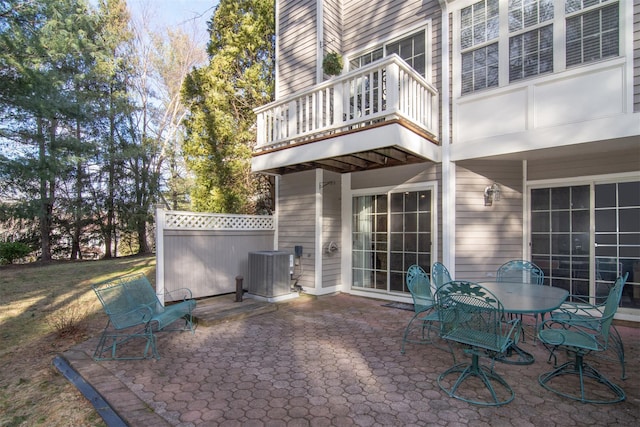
[192,294,278,327]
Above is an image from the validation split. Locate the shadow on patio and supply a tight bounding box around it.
[58,293,639,426]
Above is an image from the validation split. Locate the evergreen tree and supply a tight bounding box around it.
[182,0,275,214]
[0,0,102,260]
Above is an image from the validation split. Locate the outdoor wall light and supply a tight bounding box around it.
[484,183,501,206]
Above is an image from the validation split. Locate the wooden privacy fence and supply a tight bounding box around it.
[155,207,276,304]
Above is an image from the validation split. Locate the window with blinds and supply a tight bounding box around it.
[566,1,619,66]
[458,0,620,95]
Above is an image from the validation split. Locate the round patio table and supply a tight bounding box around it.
[478,281,569,365]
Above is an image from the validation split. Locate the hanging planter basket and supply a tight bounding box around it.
[322,52,343,76]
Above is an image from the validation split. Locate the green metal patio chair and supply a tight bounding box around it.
[496,260,544,285]
[435,281,521,406]
[92,273,196,360]
[400,265,441,354]
[497,259,544,341]
[431,262,452,289]
[550,272,629,379]
[537,274,627,404]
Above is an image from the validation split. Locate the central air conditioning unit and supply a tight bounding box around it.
[247,251,292,298]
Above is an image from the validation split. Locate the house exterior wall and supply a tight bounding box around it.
[278,170,317,289]
[635,0,639,111]
[321,170,342,289]
[264,0,638,319]
[453,161,523,281]
[277,0,317,98]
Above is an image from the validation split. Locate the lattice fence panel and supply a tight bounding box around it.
[165,211,274,231]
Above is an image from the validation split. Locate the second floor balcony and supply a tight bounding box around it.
[254,55,440,172]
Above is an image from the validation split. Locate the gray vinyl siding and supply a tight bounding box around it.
[323,0,342,62]
[278,170,317,289]
[454,161,523,280]
[321,170,342,288]
[278,0,317,97]
[526,148,640,181]
[343,0,435,53]
[632,0,639,112]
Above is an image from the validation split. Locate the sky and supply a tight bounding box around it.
[125,0,218,43]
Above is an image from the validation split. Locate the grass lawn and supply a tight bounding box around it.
[0,255,156,427]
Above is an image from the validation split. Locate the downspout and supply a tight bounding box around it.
[440,1,454,272]
[522,160,529,260]
[274,1,280,99]
[315,169,323,293]
[316,0,324,83]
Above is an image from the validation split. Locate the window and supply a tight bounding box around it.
[349,48,383,70]
[387,32,427,77]
[531,186,590,295]
[349,29,428,77]
[566,1,619,66]
[462,44,499,93]
[458,0,620,95]
[460,0,499,93]
[508,0,554,82]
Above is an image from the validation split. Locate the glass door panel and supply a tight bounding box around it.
[531,185,590,296]
[352,189,432,295]
[595,181,640,307]
[531,180,640,309]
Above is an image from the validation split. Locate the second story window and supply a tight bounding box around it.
[350,48,383,69]
[508,0,554,82]
[387,32,427,77]
[458,0,621,96]
[566,0,619,66]
[461,0,499,93]
[349,29,428,78]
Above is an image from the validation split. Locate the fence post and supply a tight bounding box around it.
[155,205,166,306]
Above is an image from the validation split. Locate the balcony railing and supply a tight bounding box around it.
[255,55,439,151]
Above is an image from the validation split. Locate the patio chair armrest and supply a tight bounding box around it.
[541,312,612,335]
[557,297,602,316]
[164,287,193,301]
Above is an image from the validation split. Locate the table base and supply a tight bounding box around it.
[494,344,535,365]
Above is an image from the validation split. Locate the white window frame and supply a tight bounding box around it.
[526,171,640,321]
[346,22,433,83]
[347,181,438,299]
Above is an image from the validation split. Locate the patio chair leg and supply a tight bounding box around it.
[438,354,515,406]
[538,353,626,404]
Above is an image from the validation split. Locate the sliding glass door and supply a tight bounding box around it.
[530,179,639,308]
[352,188,433,294]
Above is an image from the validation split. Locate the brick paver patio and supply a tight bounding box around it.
[62,293,639,426]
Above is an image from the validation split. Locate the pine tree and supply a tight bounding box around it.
[0,0,103,260]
